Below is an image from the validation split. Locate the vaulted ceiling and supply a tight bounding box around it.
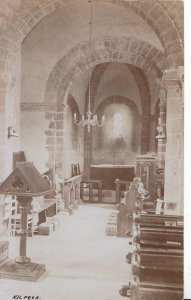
[0,0,184,82]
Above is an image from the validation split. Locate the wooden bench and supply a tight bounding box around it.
[120,212,184,299]
[133,227,183,245]
[130,275,183,300]
[131,252,183,283]
[133,212,183,228]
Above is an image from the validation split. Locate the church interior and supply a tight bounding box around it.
[0,0,185,299]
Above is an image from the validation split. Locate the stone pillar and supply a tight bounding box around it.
[55,102,65,179]
[45,102,65,187]
[156,87,167,168]
[84,127,92,178]
[141,115,150,154]
[149,115,157,153]
[163,67,184,215]
[62,103,71,179]
[0,76,6,181]
[45,112,56,169]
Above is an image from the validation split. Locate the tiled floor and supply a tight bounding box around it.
[0,203,132,300]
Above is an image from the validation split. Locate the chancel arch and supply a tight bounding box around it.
[0,0,183,79]
[44,36,165,104]
[0,1,185,297]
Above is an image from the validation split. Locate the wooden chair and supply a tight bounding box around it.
[9,198,34,237]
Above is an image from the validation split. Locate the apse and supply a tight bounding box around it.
[92,100,141,165]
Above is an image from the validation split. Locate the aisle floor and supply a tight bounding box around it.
[0,204,132,300]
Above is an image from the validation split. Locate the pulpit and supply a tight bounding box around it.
[0,161,55,281]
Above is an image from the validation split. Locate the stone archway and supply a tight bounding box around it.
[42,37,164,177]
[0,0,183,80]
[0,1,183,180]
[44,36,165,104]
[82,62,152,176]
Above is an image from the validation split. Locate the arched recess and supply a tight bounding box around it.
[83,62,151,177]
[43,37,163,176]
[92,96,141,166]
[96,96,141,151]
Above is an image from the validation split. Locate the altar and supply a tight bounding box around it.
[90,164,135,190]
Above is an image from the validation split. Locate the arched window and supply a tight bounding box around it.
[113,113,123,137]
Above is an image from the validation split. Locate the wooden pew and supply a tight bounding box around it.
[130,275,183,300]
[133,212,183,228]
[131,252,183,284]
[133,227,183,246]
[126,243,183,264]
[120,212,184,299]
[133,242,183,255]
[119,277,183,299]
[133,223,183,233]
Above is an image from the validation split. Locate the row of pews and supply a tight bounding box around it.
[120,212,184,300]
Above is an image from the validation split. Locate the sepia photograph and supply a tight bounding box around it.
[0,0,188,299]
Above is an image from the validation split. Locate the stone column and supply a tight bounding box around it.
[149,114,157,153]
[56,102,65,178]
[156,86,167,169]
[45,103,66,188]
[141,115,150,154]
[163,67,184,215]
[62,103,71,179]
[84,127,92,178]
[0,76,6,181]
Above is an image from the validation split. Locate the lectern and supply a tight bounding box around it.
[0,161,55,281]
